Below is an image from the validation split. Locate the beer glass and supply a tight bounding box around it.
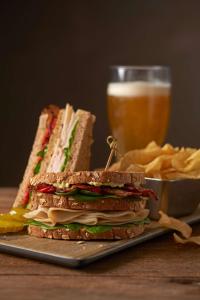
[107,66,171,154]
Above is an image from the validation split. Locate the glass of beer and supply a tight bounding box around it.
[107,66,171,154]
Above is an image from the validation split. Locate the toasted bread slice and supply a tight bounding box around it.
[40,106,95,173]
[14,105,59,207]
[14,104,95,208]
[30,171,144,187]
[29,190,147,211]
[39,109,64,174]
[66,110,95,172]
[28,223,145,240]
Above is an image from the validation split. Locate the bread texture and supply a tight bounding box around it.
[66,110,95,172]
[14,113,49,207]
[30,171,144,186]
[39,109,64,174]
[28,223,145,240]
[14,105,95,208]
[29,191,147,211]
[39,109,95,173]
[66,170,144,185]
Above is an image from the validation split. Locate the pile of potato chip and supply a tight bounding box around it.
[109,141,200,179]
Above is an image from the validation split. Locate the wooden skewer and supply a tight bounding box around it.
[105,136,118,170]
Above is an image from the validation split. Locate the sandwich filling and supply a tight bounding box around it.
[24,207,149,226]
[32,182,157,200]
[34,115,57,175]
[25,180,156,233]
[28,219,150,234]
[47,104,79,172]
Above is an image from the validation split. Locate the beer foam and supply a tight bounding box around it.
[107,81,171,97]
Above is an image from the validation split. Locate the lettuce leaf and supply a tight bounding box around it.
[60,122,78,172]
[55,190,77,196]
[27,220,61,230]
[34,146,47,175]
[27,218,150,233]
[84,225,112,234]
[54,190,120,201]
[72,194,120,201]
[64,223,82,231]
[79,190,102,196]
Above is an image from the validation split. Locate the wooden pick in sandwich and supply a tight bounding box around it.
[105,136,119,170]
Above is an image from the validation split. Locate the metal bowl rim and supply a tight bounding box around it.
[145,177,200,183]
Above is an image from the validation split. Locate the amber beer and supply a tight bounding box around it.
[107,81,171,154]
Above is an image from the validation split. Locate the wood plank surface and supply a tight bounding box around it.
[0,188,200,300]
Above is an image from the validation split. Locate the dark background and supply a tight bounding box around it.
[1,0,200,186]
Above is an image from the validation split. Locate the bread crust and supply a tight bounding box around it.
[66,110,95,172]
[39,110,64,174]
[14,107,95,207]
[40,109,95,173]
[66,170,144,185]
[30,171,144,186]
[28,223,144,240]
[29,191,146,211]
[14,106,59,208]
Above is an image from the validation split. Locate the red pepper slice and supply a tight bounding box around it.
[22,191,30,206]
[37,184,56,193]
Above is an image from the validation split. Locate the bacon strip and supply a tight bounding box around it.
[35,183,157,200]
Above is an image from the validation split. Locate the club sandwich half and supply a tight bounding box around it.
[14,104,95,208]
[24,171,156,240]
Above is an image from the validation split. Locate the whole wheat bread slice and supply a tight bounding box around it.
[13,106,59,207]
[30,171,144,187]
[39,109,64,174]
[40,109,95,173]
[29,190,147,211]
[66,110,95,172]
[28,223,145,240]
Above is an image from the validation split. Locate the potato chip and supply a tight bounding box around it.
[186,149,200,162]
[183,147,197,155]
[109,141,200,180]
[126,164,144,173]
[162,143,177,155]
[147,172,163,179]
[158,211,192,238]
[184,158,200,173]
[157,212,200,247]
[145,155,172,176]
[109,161,121,171]
[161,167,176,174]
[120,149,162,171]
[171,151,190,170]
[164,172,187,180]
[146,141,160,150]
[174,233,200,245]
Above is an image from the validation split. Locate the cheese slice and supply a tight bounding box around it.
[24,208,149,226]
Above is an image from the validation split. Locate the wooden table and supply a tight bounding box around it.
[0,188,200,300]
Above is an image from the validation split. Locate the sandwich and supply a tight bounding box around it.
[14,104,95,208]
[24,171,156,240]
[14,105,59,208]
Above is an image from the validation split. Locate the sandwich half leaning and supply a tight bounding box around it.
[14,104,95,208]
[24,171,156,240]
[14,105,59,207]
